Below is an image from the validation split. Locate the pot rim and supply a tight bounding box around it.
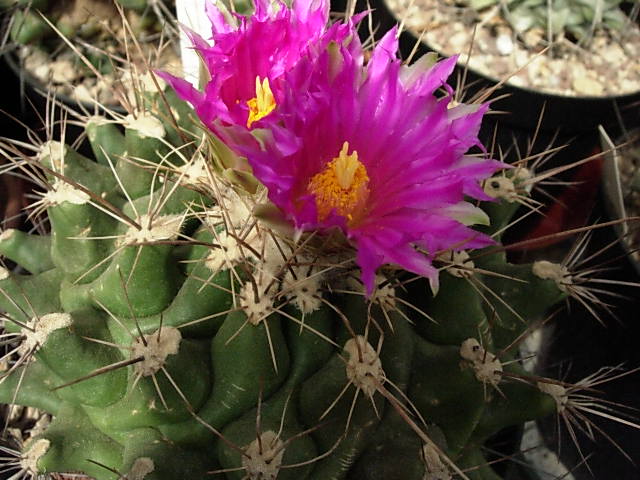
[374,0,640,102]
[2,47,128,114]
[600,127,640,276]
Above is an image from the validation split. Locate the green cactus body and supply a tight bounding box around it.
[0,79,614,480]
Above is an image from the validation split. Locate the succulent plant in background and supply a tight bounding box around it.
[382,0,640,98]
[1,0,178,105]
[0,0,639,479]
[466,0,632,44]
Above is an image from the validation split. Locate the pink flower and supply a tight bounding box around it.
[157,0,338,134]
[237,29,504,293]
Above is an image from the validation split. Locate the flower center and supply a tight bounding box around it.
[246,76,276,128]
[307,142,370,223]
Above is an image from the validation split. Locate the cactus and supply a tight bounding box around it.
[1,1,638,479]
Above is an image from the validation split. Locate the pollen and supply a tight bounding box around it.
[307,142,370,223]
[246,76,276,128]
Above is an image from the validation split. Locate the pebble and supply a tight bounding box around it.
[522,28,544,48]
[495,33,514,55]
[572,76,605,96]
[388,0,640,97]
[50,59,78,84]
[449,31,468,51]
[72,84,94,104]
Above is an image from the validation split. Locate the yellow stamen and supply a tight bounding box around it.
[246,76,276,128]
[307,142,370,223]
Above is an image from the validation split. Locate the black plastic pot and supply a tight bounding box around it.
[335,0,640,165]
[601,128,640,277]
[0,55,34,232]
[3,49,127,117]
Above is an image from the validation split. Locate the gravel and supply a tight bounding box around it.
[386,0,640,97]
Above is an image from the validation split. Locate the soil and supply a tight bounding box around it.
[11,0,180,108]
[17,44,180,107]
[385,0,640,97]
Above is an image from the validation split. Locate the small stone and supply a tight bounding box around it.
[572,76,604,96]
[523,28,544,47]
[547,75,561,88]
[72,84,94,104]
[509,75,525,87]
[50,59,78,84]
[495,33,514,56]
[477,37,491,53]
[514,50,529,68]
[621,79,640,92]
[449,31,468,51]
[606,43,626,64]
[32,63,51,83]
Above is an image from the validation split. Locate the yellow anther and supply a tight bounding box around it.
[334,142,360,189]
[307,142,370,223]
[246,76,276,128]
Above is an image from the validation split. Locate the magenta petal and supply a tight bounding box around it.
[241,37,502,294]
[162,0,340,147]
[163,3,503,295]
[205,0,234,33]
[417,215,494,253]
[155,71,202,105]
[408,55,457,97]
[354,232,440,295]
[355,236,384,295]
[183,26,212,54]
[366,27,399,78]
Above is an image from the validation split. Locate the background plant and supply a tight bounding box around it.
[1,0,177,105]
[465,0,637,45]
